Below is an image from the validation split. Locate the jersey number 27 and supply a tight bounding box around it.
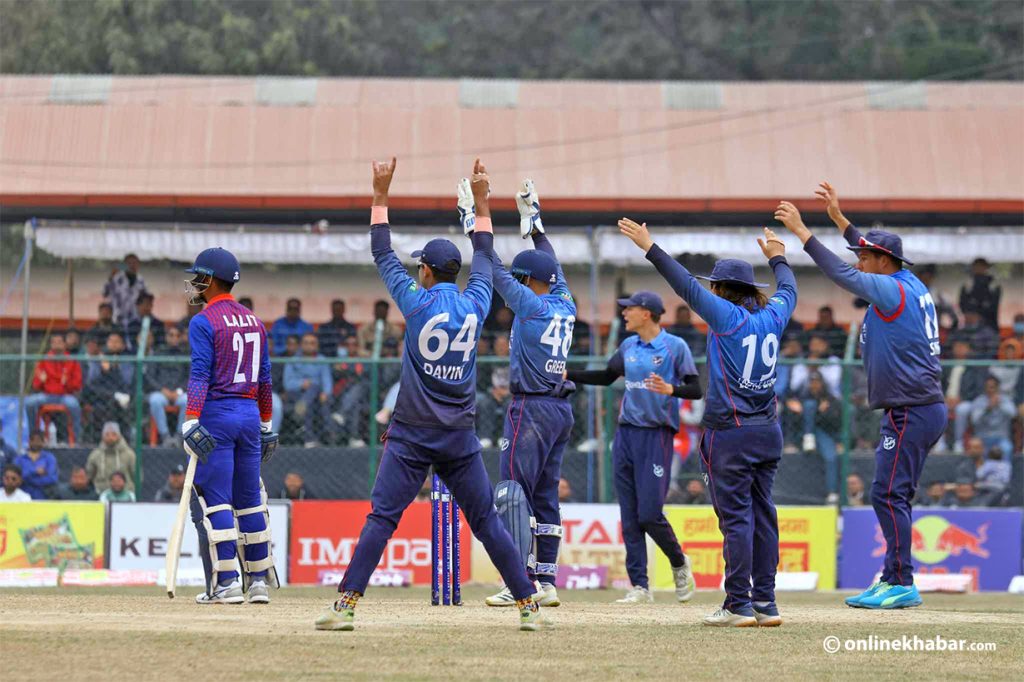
[231,332,261,383]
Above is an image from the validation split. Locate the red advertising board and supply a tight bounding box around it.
[289,500,470,586]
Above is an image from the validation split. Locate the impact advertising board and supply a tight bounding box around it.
[0,501,104,569]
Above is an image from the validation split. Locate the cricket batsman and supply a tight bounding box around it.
[182,247,280,604]
[315,158,545,632]
[457,179,575,607]
[617,219,796,627]
[775,183,946,610]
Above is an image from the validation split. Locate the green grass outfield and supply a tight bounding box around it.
[2,586,1021,681]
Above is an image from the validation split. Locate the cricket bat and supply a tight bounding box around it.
[165,453,198,598]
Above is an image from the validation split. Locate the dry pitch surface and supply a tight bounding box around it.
[2,586,1021,681]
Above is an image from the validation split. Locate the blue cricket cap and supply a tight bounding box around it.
[185,247,241,282]
[846,229,913,265]
[617,290,665,315]
[411,239,461,275]
[696,258,768,288]
[510,249,557,285]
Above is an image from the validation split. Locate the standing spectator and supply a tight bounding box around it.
[283,333,332,447]
[810,305,846,357]
[968,376,1015,459]
[991,329,1023,405]
[102,253,147,326]
[846,474,866,506]
[82,331,133,438]
[154,464,186,502]
[789,333,841,397]
[0,464,31,502]
[665,303,706,357]
[475,368,512,448]
[64,328,82,355]
[89,302,117,344]
[773,333,803,399]
[357,299,401,353]
[916,480,947,507]
[271,298,314,352]
[24,333,83,444]
[145,325,190,446]
[12,430,59,499]
[916,265,958,333]
[99,471,136,503]
[943,336,989,452]
[958,309,1000,358]
[85,422,136,494]
[57,466,98,501]
[958,257,1001,331]
[278,472,313,500]
[318,299,358,357]
[786,371,841,502]
[124,292,166,350]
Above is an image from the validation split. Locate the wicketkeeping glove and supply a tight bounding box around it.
[516,179,544,239]
[181,419,216,464]
[260,421,279,463]
[457,178,476,235]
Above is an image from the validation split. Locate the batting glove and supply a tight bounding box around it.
[181,419,216,464]
[260,420,279,463]
[516,179,544,239]
[457,177,476,235]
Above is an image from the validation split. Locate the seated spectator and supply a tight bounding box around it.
[154,464,186,502]
[485,305,514,334]
[846,474,866,506]
[99,471,136,503]
[25,332,83,444]
[959,257,1001,332]
[82,332,103,361]
[916,480,946,507]
[677,479,708,504]
[943,336,988,452]
[89,302,117,344]
[278,472,313,500]
[916,264,958,333]
[269,335,299,435]
[330,336,369,447]
[86,422,136,494]
[271,298,314,352]
[955,436,987,481]
[103,253,147,325]
[493,333,510,358]
[558,477,575,503]
[12,430,59,500]
[145,325,190,446]
[58,466,98,501]
[967,376,1015,459]
[124,291,166,350]
[789,333,841,396]
[810,305,846,357]
[941,478,977,508]
[376,380,401,426]
[357,299,401,353]
[318,299,358,357]
[785,371,841,502]
[0,419,18,467]
[990,331,1023,404]
[774,333,803,401]
[570,318,593,355]
[177,300,204,333]
[237,296,254,312]
[958,309,999,359]
[64,328,82,355]
[476,368,512,449]
[82,331,134,439]
[665,304,706,357]
[0,464,31,502]
[974,446,1011,506]
[283,333,331,447]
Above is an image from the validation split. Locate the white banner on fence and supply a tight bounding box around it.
[108,502,289,584]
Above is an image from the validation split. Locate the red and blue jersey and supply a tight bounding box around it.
[805,226,943,409]
[186,295,273,421]
[645,245,797,430]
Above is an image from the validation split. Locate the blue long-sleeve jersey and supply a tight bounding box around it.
[804,225,943,409]
[492,233,577,397]
[372,223,493,430]
[646,245,797,430]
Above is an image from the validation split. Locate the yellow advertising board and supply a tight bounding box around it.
[653,505,837,591]
[0,502,105,569]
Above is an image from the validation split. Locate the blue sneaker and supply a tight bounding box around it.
[859,583,922,610]
[844,581,886,608]
[752,601,782,627]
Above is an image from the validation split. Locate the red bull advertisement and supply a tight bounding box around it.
[840,508,1022,591]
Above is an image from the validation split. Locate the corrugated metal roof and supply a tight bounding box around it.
[0,76,1021,205]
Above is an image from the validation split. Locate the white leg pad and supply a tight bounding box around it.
[234,478,280,591]
[196,491,238,588]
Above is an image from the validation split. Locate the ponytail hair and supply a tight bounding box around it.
[712,281,769,312]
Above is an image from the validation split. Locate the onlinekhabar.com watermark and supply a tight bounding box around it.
[822,635,998,654]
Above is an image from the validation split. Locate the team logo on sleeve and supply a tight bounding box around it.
[653,464,664,478]
[770,296,784,305]
[499,438,510,451]
[408,282,418,292]
[883,436,896,450]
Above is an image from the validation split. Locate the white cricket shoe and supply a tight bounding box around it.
[535,582,561,607]
[248,578,270,604]
[702,608,758,627]
[673,555,696,602]
[802,433,817,452]
[195,579,244,605]
[485,585,516,607]
[616,585,654,604]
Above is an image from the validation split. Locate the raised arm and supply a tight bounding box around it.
[369,157,429,318]
[757,227,798,322]
[462,159,496,317]
[775,202,902,311]
[518,179,571,298]
[618,218,743,333]
[566,349,625,386]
